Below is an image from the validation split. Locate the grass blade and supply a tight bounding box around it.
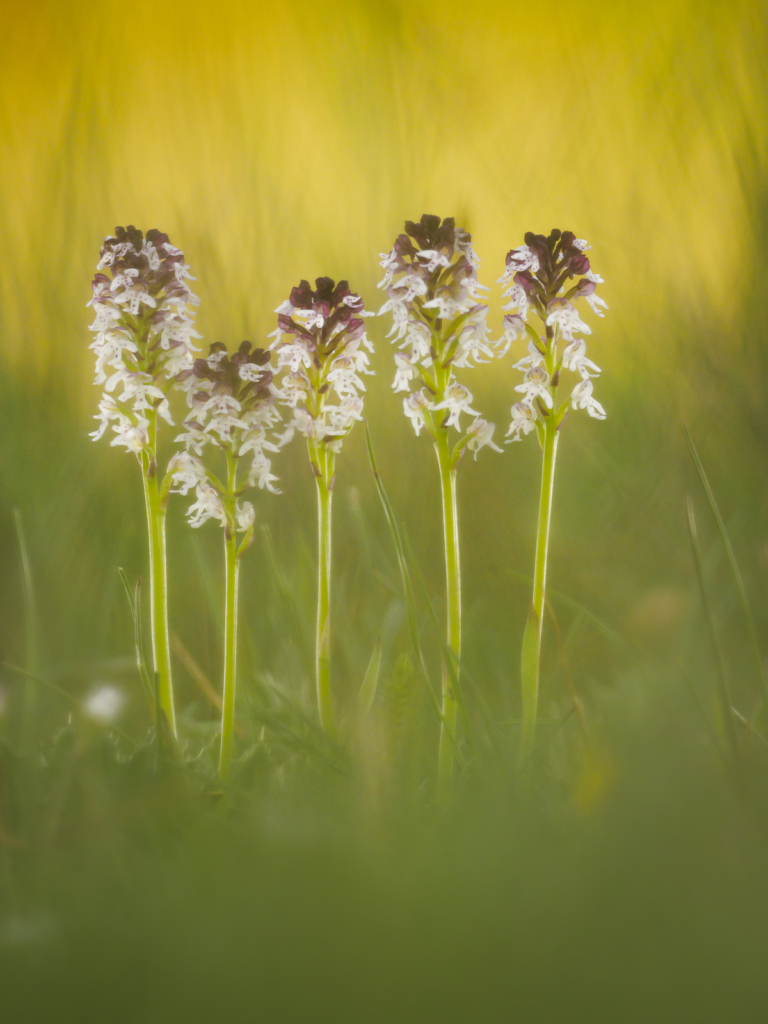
[364,422,439,717]
[358,638,382,715]
[683,424,768,708]
[403,532,477,765]
[685,495,739,755]
[13,508,40,751]
[118,568,155,712]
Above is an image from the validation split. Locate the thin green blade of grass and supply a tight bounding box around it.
[13,508,40,753]
[357,638,382,715]
[506,568,636,657]
[546,597,589,743]
[683,424,768,709]
[364,422,440,720]
[685,495,740,756]
[12,508,39,677]
[118,568,155,712]
[402,531,478,767]
[254,675,349,773]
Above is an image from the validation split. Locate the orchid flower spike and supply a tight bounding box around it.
[499,229,608,439]
[378,213,503,467]
[88,225,201,454]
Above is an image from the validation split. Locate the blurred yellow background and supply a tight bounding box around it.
[1,0,764,385]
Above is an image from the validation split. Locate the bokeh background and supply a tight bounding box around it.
[1,0,766,705]
[2,1,768,1020]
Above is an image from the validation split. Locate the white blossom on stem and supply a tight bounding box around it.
[499,229,608,439]
[88,225,201,457]
[270,277,374,455]
[378,214,502,459]
[465,418,503,458]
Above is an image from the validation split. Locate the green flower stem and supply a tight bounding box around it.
[435,427,461,791]
[219,451,240,781]
[141,411,176,738]
[520,415,559,757]
[310,440,335,736]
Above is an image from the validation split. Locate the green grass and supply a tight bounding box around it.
[1,325,768,1020]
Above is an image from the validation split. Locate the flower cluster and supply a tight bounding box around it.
[169,341,282,529]
[270,277,374,454]
[378,214,503,456]
[500,230,607,441]
[88,225,201,453]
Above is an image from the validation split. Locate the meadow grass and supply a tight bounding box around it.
[1,0,768,1018]
[2,351,768,1020]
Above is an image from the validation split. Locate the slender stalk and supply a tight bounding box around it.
[686,495,739,757]
[311,440,335,735]
[520,418,559,757]
[13,509,39,750]
[435,427,461,790]
[141,412,176,738]
[683,426,768,710]
[219,452,240,780]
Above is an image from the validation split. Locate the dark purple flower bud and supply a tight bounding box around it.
[332,280,352,305]
[290,280,314,309]
[314,277,336,304]
[346,318,365,342]
[277,313,301,336]
[570,254,590,276]
[514,271,538,294]
[395,234,418,258]
[572,279,596,298]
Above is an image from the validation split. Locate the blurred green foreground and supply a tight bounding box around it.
[2,0,768,1020]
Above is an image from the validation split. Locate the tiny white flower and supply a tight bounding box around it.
[512,339,546,373]
[248,450,280,492]
[545,298,591,341]
[236,501,255,531]
[507,244,539,274]
[501,281,530,321]
[416,249,452,272]
[110,268,139,291]
[167,450,207,495]
[515,365,553,408]
[403,390,431,436]
[111,422,150,452]
[502,313,526,344]
[465,418,503,458]
[393,350,419,392]
[378,248,400,289]
[506,402,538,442]
[113,285,157,315]
[562,338,601,379]
[187,483,227,528]
[571,378,606,419]
[393,273,429,304]
[432,381,480,429]
[85,684,126,723]
[584,292,609,317]
[294,308,325,331]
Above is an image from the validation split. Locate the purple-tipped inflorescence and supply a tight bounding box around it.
[88,225,201,453]
[500,229,607,440]
[270,277,374,455]
[378,214,504,457]
[170,341,282,529]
